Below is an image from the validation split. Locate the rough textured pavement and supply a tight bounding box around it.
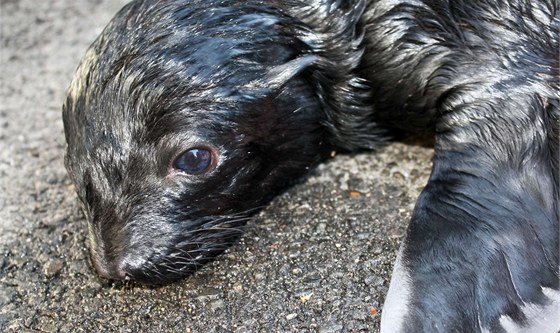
[0,0,434,331]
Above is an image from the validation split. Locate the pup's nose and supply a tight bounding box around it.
[90,252,128,281]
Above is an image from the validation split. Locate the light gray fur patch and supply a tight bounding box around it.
[380,241,411,333]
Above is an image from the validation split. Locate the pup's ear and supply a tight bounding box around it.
[241,55,320,95]
[263,55,320,90]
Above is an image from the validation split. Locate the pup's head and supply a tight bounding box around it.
[63,0,379,283]
[62,0,337,283]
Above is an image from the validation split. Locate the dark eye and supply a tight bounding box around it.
[173,148,214,175]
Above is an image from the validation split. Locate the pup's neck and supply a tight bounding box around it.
[290,0,388,151]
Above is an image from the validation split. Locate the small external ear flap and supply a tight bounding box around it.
[241,55,321,95]
[264,54,321,90]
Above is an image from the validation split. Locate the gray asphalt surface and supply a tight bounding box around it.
[0,0,434,331]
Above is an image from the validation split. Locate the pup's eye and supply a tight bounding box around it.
[174,148,214,175]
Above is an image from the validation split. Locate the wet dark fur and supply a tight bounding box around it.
[63,0,559,330]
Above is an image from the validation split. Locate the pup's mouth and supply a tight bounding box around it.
[88,214,253,284]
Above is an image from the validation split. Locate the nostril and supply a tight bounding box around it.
[90,251,127,281]
[113,262,128,280]
[117,257,148,282]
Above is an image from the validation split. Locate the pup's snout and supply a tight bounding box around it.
[90,251,128,281]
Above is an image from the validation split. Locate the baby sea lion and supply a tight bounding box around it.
[63,0,559,331]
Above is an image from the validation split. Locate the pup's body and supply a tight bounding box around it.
[63,0,559,331]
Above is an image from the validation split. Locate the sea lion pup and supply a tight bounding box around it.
[63,0,559,331]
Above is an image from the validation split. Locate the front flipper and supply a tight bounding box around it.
[380,149,560,332]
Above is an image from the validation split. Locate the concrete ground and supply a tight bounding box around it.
[0,0,434,331]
